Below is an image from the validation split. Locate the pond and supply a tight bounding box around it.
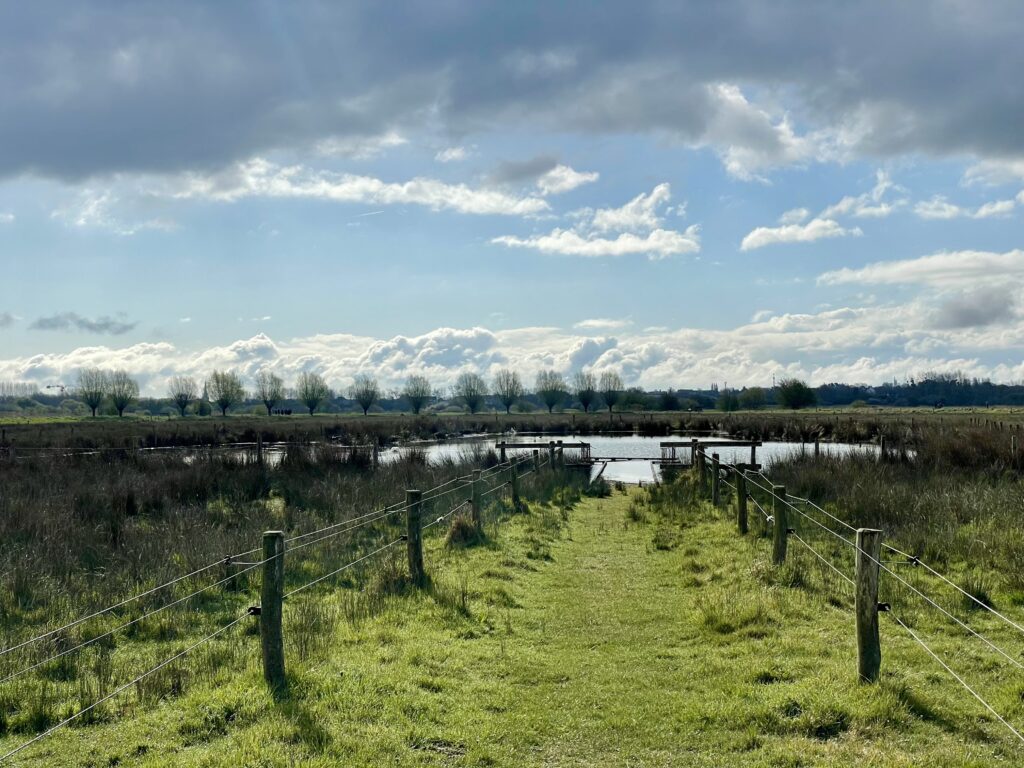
[383,434,881,484]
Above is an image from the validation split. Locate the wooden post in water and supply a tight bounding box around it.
[499,443,507,463]
[556,440,564,469]
[772,485,788,565]
[855,528,883,683]
[750,443,757,466]
[406,490,425,586]
[471,470,482,532]
[256,433,264,466]
[736,470,748,535]
[711,453,721,507]
[814,438,820,459]
[260,531,286,690]
[533,449,540,473]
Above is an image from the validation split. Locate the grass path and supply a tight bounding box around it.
[5,488,1021,766]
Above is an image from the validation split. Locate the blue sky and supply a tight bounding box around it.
[1,2,1023,394]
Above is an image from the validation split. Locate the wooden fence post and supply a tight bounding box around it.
[750,443,757,466]
[260,530,286,690]
[533,449,540,473]
[499,443,506,463]
[736,470,748,534]
[712,453,721,507]
[697,450,707,493]
[772,485,788,565]
[814,438,820,459]
[256,433,264,466]
[406,490,425,586]
[690,439,698,466]
[557,441,564,469]
[511,459,520,507]
[471,469,482,532]
[548,441,556,469]
[856,528,883,683]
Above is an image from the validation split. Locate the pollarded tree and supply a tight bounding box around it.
[108,370,139,417]
[402,375,432,414]
[297,371,331,415]
[598,371,623,414]
[777,378,817,410]
[167,375,197,417]
[535,370,567,413]
[493,369,524,414]
[454,372,488,414]
[349,373,379,416]
[254,370,285,416]
[207,370,245,416]
[573,370,598,413]
[77,367,108,417]
[739,387,766,410]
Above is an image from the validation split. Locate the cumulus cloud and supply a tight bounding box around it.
[493,227,700,258]
[778,208,809,225]
[914,195,1017,220]
[493,183,698,258]
[819,171,905,219]
[28,312,137,335]
[932,286,1018,329]
[535,164,599,195]
[166,158,550,216]
[819,249,1024,288]
[740,218,861,251]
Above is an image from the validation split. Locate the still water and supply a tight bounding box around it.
[383,434,880,484]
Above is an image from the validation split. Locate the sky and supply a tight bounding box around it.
[2,1,1024,396]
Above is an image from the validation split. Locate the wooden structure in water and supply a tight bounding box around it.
[495,440,591,465]
[659,438,762,467]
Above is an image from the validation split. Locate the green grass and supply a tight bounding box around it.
[5,483,1024,765]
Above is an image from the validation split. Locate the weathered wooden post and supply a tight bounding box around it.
[814,438,820,459]
[750,442,757,466]
[256,433,264,466]
[697,449,707,492]
[711,453,721,507]
[406,490,425,586]
[499,443,507,463]
[260,530,286,690]
[772,485,788,565]
[556,440,564,469]
[548,441,556,469]
[878,435,886,461]
[690,439,698,466]
[533,449,540,473]
[736,470,748,534]
[471,470,482,532]
[855,528,883,682]
[510,460,520,507]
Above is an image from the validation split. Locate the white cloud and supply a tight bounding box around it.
[493,227,700,258]
[51,190,177,235]
[590,183,670,232]
[740,218,862,251]
[434,146,468,163]
[914,194,1016,220]
[535,164,599,195]
[820,170,905,219]
[574,318,633,331]
[493,182,698,259]
[778,208,809,225]
[0,212,13,223]
[315,131,407,160]
[963,159,1024,186]
[168,158,550,216]
[819,249,1024,288]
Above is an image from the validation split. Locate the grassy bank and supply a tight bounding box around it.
[4,473,1022,764]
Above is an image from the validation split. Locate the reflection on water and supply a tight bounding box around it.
[387,434,880,484]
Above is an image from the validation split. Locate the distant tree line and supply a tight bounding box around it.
[3,369,1022,417]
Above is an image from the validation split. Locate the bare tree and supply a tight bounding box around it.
[349,373,380,415]
[167,375,197,417]
[207,370,245,416]
[598,371,624,414]
[454,372,488,414]
[402,375,432,414]
[535,370,567,413]
[573,370,598,413]
[254,370,285,416]
[107,370,139,417]
[297,371,331,415]
[76,367,108,417]
[493,369,524,414]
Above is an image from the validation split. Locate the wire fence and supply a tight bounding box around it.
[694,447,1024,749]
[0,451,555,762]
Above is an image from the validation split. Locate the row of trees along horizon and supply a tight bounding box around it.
[0,370,1016,419]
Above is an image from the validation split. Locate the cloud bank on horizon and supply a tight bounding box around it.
[2,1,1024,391]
